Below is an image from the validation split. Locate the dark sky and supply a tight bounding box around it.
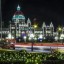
[1,0,64,28]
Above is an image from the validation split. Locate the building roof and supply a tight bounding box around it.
[12,5,25,20]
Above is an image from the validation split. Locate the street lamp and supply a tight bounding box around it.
[58,27,62,31]
[29,33,34,51]
[23,36,27,42]
[33,24,37,28]
[58,27,62,42]
[33,24,38,35]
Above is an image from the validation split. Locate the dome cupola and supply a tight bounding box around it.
[12,5,25,23]
[17,5,20,11]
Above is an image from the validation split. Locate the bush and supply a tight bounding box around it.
[0,49,63,64]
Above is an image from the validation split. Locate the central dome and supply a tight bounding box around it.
[12,5,25,21]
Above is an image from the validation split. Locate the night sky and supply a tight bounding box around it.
[1,0,64,29]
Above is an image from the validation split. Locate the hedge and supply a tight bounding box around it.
[0,49,64,64]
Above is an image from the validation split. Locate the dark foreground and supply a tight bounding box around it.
[0,49,64,64]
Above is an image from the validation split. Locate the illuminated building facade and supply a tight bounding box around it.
[9,5,54,39]
[0,5,60,41]
[10,5,32,38]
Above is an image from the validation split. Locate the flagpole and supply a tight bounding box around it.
[0,0,2,40]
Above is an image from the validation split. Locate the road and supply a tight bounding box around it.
[14,43,64,53]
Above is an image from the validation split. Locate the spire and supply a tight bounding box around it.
[50,22,54,27]
[17,5,20,11]
[27,18,31,23]
[27,18,31,27]
[42,22,46,28]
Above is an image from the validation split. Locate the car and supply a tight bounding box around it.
[0,41,15,49]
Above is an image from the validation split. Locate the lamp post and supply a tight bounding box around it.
[29,33,34,51]
[33,24,37,34]
[31,38,34,51]
[58,27,62,42]
[0,0,2,41]
[31,25,37,51]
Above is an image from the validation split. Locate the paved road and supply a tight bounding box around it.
[14,43,64,53]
